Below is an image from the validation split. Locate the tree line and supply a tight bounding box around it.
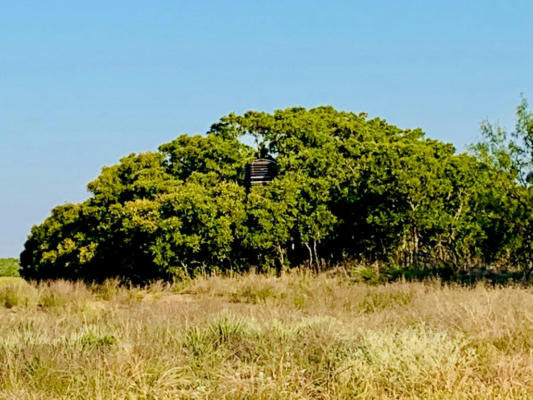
[20,102,533,281]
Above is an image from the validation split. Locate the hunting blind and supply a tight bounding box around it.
[245,158,276,187]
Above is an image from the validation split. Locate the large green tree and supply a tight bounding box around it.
[20,105,532,281]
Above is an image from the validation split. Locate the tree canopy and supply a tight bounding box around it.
[20,105,533,281]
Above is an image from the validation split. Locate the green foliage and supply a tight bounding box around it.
[79,330,117,349]
[0,258,20,277]
[20,103,533,281]
[471,96,533,279]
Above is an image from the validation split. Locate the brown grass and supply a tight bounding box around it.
[0,272,532,399]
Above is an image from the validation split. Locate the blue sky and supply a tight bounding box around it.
[1,0,532,257]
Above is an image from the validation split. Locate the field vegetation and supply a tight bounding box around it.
[1,272,532,399]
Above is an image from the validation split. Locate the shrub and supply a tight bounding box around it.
[0,258,20,277]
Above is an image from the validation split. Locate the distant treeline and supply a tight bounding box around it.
[21,101,533,282]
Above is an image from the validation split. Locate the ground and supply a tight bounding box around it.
[0,272,532,399]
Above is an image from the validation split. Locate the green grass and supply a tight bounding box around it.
[0,273,532,399]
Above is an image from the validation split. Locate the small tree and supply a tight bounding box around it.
[472,97,533,279]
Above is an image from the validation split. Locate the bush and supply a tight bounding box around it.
[0,258,20,277]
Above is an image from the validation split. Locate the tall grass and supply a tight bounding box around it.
[0,272,532,399]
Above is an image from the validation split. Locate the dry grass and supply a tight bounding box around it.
[0,272,532,399]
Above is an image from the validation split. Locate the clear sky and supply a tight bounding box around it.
[1,0,532,258]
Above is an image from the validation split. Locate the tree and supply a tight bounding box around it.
[21,135,252,281]
[20,105,531,281]
[471,97,533,278]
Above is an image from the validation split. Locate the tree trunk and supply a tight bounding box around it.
[305,242,313,267]
[276,245,285,276]
[312,239,320,272]
[524,262,533,282]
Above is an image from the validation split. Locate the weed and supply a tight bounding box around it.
[79,330,117,349]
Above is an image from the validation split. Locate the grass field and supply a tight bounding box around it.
[0,272,532,399]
